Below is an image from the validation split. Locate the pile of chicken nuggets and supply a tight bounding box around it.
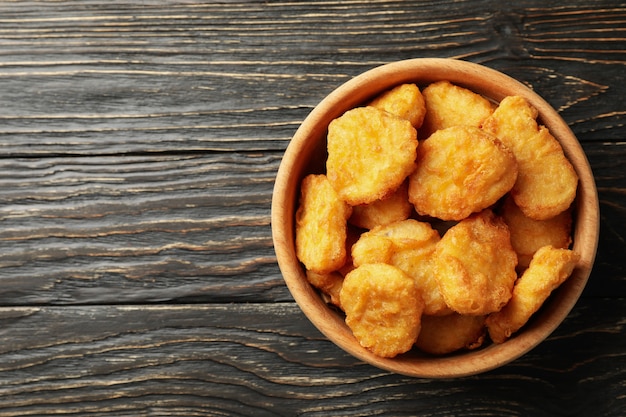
[295,80,580,358]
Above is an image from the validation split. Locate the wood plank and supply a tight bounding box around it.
[0,140,623,305]
[0,299,622,416]
[0,1,622,155]
[0,153,291,304]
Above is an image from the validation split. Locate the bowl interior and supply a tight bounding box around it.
[271,58,599,378]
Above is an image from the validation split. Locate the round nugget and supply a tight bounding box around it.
[348,181,412,230]
[351,234,395,267]
[340,263,423,358]
[416,313,486,355]
[408,126,518,221]
[327,106,418,206]
[500,196,573,268]
[434,210,518,315]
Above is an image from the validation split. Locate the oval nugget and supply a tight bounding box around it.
[295,174,352,274]
[327,106,418,206]
[486,246,580,343]
[416,313,486,355]
[408,126,518,221]
[434,210,518,315]
[500,196,573,268]
[421,80,495,138]
[482,95,578,220]
[340,263,424,358]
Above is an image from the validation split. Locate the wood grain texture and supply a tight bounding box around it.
[0,153,290,304]
[0,142,622,305]
[0,1,622,155]
[0,300,622,416]
[0,0,622,415]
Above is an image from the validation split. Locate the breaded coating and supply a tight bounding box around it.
[337,225,361,277]
[434,210,518,315]
[486,246,580,343]
[369,83,427,129]
[349,181,412,230]
[326,106,418,206]
[351,219,447,315]
[482,95,578,220]
[351,234,395,267]
[340,263,424,358]
[368,218,440,252]
[408,126,518,221]
[416,313,486,355]
[295,174,352,274]
[500,196,573,269]
[306,270,344,308]
[420,80,495,138]
[391,246,452,316]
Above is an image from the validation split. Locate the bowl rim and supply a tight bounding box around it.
[271,58,600,378]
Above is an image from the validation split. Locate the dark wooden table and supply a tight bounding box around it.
[0,1,623,415]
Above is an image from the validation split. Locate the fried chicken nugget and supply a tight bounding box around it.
[391,245,452,316]
[368,218,440,251]
[351,219,449,316]
[421,80,495,138]
[349,181,412,230]
[351,218,437,266]
[416,313,486,355]
[351,234,395,267]
[486,246,580,343]
[306,270,344,308]
[327,106,418,206]
[340,263,424,358]
[295,174,352,274]
[408,126,518,221]
[482,95,578,220]
[369,83,427,129]
[434,210,518,315]
[500,196,573,269]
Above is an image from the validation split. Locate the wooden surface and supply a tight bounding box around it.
[0,1,623,415]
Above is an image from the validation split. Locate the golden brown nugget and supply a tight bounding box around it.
[349,181,412,230]
[482,95,578,220]
[416,313,486,355]
[351,218,438,266]
[434,210,518,315]
[408,126,518,221]
[500,196,573,269]
[368,218,440,252]
[326,106,418,206]
[420,80,495,138]
[391,245,452,316]
[295,174,352,274]
[369,83,427,129]
[337,225,362,277]
[306,270,344,308]
[340,263,424,358]
[486,246,580,343]
[351,219,447,315]
[351,234,395,267]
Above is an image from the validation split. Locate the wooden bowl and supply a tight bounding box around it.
[271,58,599,378]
